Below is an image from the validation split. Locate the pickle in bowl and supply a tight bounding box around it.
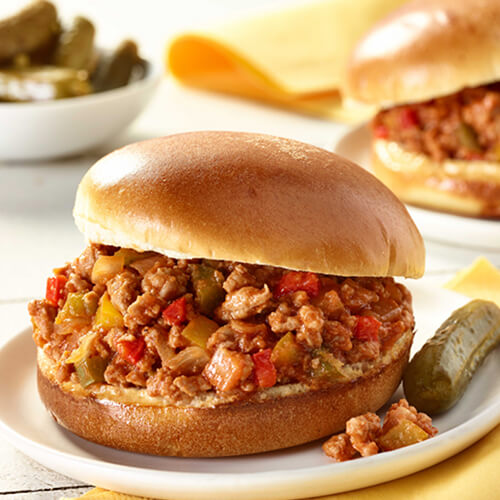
[403,299,500,415]
[0,1,146,102]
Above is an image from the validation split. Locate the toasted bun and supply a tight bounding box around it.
[372,139,500,217]
[347,0,500,105]
[37,329,412,457]
[74,131,424,278]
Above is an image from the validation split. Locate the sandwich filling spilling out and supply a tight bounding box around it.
[372,82,500,215]
[29,244,413,404]
[373,83,500,163]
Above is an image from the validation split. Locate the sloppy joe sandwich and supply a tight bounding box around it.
[29,131,425,457]
[346,0,500,218]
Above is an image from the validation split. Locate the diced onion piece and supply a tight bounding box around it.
[91,254,124,284]
[65,331,99,364]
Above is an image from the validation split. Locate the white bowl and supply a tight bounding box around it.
[0,59,161,161]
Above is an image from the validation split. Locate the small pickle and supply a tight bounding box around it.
[0,1,60,63]
[52,16,96,72]
[75,356,107,388]
[94,292,124,329]
[192,264,225,316]
[0,67,92,102]
[378,420,429,451]
[403,299,500,415]
[181,316,219,349]
[93,39,141,92]
[271,332,302,366]
[55,292,98,324]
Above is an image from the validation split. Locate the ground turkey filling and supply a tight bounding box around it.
[28,244,414,403]
[373,83,500,163]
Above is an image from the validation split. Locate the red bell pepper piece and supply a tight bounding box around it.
[400,108,419,128]
[162,296,187,326]
[374,124,389,139]
[45,275,67,307]
[117,337,145,365]
[353,316,381,342]
[252,348,277,388]
[274,271,320,298]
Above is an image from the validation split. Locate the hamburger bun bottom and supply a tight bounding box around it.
[37,329,412,457]
[372,139,500,218]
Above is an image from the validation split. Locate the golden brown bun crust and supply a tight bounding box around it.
[347,0,500,105]
[372,139,500,218]
[38,333,411,457]
[74,131,424,278]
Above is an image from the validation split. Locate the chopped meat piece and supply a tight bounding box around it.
[382,399,438,437]
[124,293,163,329]
[125,368,148,387]
[166,346,210,376]
[173,375,211,396]
[346,340,380,363]
[340,279,379,312]
[345,413,381,457]
[143,325,174,366]
[142,265,187,301]
[146,368,180,399]
[323,321,352,353]
[296,304,324,348]
[66,271,92,294]
[207,325,237,352]
[291,291,309,308]
[167,324,191,350]
[218,285,272,320]
[130,255,171,276]
[322,433,358,461]
[267,303,301,334]
[203,346,253,391]
[223,264,257,293]
[229,320,270,353]
[28,299,57,346]
[320,290,344,318]
[104,356,131,387]
[55,362,73,384]
[107,269,140,315]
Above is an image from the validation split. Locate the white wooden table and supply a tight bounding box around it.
[0,1,498,498]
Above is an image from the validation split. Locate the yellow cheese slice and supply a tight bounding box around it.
[167,0,406,122]
[445,257,500,307]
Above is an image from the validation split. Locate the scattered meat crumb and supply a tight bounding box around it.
[322,399,438,461]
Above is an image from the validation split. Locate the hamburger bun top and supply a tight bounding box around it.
[74,131,425,278]
[346,0,500,105]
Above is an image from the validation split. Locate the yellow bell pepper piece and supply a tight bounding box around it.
[181,316,219,349]
[94,292,124,329]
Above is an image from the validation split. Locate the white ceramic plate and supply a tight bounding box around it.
[0,57,161,161]
[333,125,500,251]
[1,281,499,500]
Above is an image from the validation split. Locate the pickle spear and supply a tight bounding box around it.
[93,39,142,92]
[403,299,500,415]
[52,16,96,72]
[0,1,60,63]
[0,67,92,102]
